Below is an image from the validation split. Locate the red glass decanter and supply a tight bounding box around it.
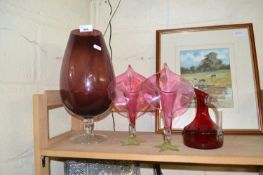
[182,88,223,149]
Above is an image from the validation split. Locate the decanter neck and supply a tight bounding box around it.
[194,88,210,119]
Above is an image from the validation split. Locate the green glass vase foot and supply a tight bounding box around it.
[121,136,142,146]
[156,141,179,152]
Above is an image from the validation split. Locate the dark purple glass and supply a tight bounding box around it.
[60,29,114,119]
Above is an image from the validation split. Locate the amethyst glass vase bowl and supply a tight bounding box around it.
[60,29,115,144]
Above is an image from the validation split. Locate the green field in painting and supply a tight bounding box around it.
[182,69,232,87]
[182,69,233,108]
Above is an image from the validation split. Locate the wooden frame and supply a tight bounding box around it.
[156,23,263,134]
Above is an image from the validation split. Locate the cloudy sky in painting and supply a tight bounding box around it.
[180,48,230,68]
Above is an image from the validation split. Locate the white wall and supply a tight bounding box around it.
[0,0,90,174]
[91,0,263,174]
[91,0,263,85]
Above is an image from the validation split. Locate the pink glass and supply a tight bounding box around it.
[182,88,223,149]
[60,29,115,144]
[142,63,194,151]
[109,65,148,145]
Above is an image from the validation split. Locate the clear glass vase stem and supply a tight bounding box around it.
[84,118,94,137]
[156,126,179,152]
[70,118,107,144]
[129,123,136,138]
[163,127,172,143]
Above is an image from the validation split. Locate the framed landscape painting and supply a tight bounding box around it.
[156,23,263,134]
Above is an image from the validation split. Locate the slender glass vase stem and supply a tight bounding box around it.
[129,123,136,138]
[70,118,106,144]
[84,119,94,137]
[121,122,141,146]
[163,127,172,143]
[156,127,179,151]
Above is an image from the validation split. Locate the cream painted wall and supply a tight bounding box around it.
[90,0,263,174]
[0,0,90,174]
[91,0,263,85]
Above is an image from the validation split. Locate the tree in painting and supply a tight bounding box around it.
[181,52,230,74]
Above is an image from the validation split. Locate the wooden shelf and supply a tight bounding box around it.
[43,131,263,166]
[33,90,263,175]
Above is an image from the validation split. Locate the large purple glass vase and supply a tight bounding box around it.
[60,29,115,144]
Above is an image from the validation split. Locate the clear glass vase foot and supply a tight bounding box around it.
[70,118,107,144]
[70,132,107,144]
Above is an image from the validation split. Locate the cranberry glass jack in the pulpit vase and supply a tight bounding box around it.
[142,63,194,151]
[182,88,223,149]
[60,29,115,144]
[109,65,149,145]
